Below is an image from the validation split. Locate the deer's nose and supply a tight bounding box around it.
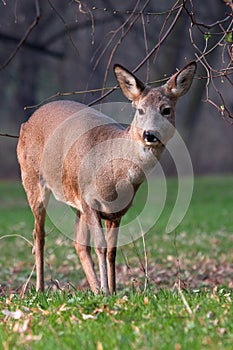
[143,130,162,144]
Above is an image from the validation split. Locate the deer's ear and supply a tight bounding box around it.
[114,64,145,101]
[165,61,196,98]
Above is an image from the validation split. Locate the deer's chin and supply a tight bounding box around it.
[144,139,164,148]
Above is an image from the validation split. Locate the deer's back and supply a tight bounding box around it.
[17,100,126,209]
[17,100,116,167]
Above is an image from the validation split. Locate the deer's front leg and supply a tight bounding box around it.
[74,211,101,294]
[90,211,109,295]
[75,209,110,294]
[106,219,120,294]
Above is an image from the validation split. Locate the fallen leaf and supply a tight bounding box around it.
[2,309,23,319]
[70,315,80,323]
[202,336,213,346]
[24,334,42,341]
[115,295,128,306]
[174,344,181,350]
[218,328,227,335]
[97,341,103,350]
[58,304,69,312]
[132,324,140,334]
[6,294,14,305]
[82,313,95,320]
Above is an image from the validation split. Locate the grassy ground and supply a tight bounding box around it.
[0,176,232,349]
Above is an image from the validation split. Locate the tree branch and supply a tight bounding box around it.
[47,0,79,56]
[0,132,19,139]
[88,3,183,106]
[0,32,64,59]
[0,0,40,71]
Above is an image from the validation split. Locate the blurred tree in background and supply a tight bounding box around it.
[0,0,232,177]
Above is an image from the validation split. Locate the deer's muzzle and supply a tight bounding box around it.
[143,130,163,145]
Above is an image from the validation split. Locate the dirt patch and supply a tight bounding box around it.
[0,255,232,297]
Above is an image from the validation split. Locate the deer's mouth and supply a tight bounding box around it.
[142,130,163,147]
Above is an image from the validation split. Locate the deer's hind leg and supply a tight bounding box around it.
[21,173,50,291]
[106,219,120,294]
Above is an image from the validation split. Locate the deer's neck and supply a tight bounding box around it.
[123,125,164,175]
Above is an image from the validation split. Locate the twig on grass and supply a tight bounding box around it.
[0,234,33,247]
[173,230,182,290]
[0,234,35,298]
[174,282,193,318]
[137,218,149,292]
[19,263,36,299]
[172,231,193,316]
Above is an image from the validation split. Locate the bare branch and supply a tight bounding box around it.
[47,0,80,56]
[89,3,183,106]
[75,0,95,45]
[43,17,116,47]
[223,0,233,12]
[133,4,183,73]
[0,132,19,139]
[91,0,141,71]
[0,32,64,59]
[141,13,150,82]
[152,0,181,64]
[0,0,40,71]
[101,0,151,96]
[183,1,231,30]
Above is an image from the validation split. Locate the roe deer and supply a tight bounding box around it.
[17,62,196,294]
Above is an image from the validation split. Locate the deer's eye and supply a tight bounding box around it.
[138,108,145,115]
[161,106,172,117]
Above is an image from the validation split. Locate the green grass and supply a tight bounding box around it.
[0,289,233,350]
[0,176,233,349]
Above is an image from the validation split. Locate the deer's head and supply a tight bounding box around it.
[114,62,196,147]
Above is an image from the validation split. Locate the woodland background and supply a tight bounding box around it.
[0,0,232,177]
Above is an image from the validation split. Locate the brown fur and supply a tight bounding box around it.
[17,62,196,294]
